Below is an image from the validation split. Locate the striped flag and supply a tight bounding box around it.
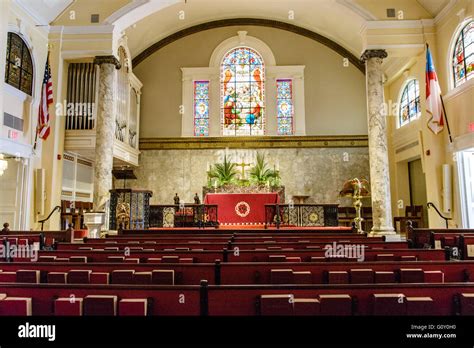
[425,45,444,134]
[37,54,53,140]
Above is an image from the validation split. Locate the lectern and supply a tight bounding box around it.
[109,169,152,230]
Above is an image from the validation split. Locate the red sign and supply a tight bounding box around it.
[8,130,18,139]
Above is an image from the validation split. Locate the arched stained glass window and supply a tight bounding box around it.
[221,47,265,136]
[452,20,473,88]
[194,81,209,136]
[276,79,294,135]
[5,32,33,95]
[399,79,420,127]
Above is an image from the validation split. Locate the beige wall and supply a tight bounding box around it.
[134,26,368,138]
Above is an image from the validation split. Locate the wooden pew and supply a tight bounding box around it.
[407,224,474,248]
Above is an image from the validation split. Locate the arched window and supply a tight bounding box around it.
[221,47,265,136]
[5,32,33,95]
[399,79,420,127]
[452,20,473,88]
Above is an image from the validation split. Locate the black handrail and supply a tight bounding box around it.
[38,205,62,231]
[427,202,451,229]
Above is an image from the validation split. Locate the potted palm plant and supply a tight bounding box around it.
[249,153,280,187]
[208,155,238,188]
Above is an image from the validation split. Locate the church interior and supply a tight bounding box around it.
[0,0,473,343]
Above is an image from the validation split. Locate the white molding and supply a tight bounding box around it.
[104,0,149,25]
[0,137,33,158]
[364,19,434,30]
[444,77,474,100]
[434,0,460,24]
[3,82,31,102]
[209,34,276,67]
[336,0,377,20]
[446,16,473,91]
[449,132,474,152]
[49,25,114,35]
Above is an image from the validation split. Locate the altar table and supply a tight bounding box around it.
[204,193,279,224]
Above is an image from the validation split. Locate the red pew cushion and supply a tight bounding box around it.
[319,294,352,316]
[260,294,294,316]
[328,271,349,284]
[47,272,67,284]
[16,270,40,284]
[0,272,17,283]
[375,271,396,283]
[151,270,174,285]
[270,269,294,284]
[0,297,32,315]
[54,297,83,316]
[350,269,374,284]
[119,299,148,316]
[134,272,152,285]
[84,295,117,316]
[111,270,135,284]
[67,270,92,284]
[400,268,424,283]
[424,271,444,283]
[90,272,109,285]
[293,271,312,284]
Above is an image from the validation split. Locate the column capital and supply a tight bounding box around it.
[360,49,388,62]
[94,55,121,69]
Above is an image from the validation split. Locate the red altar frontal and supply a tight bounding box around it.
[204,193,280,225]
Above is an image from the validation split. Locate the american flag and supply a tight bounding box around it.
[37,54,53,140]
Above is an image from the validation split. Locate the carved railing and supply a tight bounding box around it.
[264,204,339,228]
[149,204,218,228]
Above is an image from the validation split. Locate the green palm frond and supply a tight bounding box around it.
[249,153,279,185]
[208,155,238,186]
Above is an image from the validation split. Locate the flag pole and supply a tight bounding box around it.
[439,95,453,143]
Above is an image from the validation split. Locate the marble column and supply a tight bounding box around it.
[92,56,121,212]
[360,49,395,235]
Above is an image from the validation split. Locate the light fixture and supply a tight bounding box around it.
[0,154,8,176]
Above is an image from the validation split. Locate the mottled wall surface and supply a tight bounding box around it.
[126,147,370,207]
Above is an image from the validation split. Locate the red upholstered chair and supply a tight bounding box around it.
[134,272,152,284]
[260,294,294,316]
[424,271,444,283]
[376,254,395,261]
[84,295,117,316]
[38,256,57,262]
[151,270,174,285]
[293,271,312,284]
[350,269,374,284]
[406,297,435,315]
[269,255,286,262]
[69,256,88,263]
[270,269,294,284]
[16,270,40,284]
[67,270,92,284]
[0,297,32,315]
[54,298,83,316]
[294,298,320,316]
[400,268,424,283]
[111,270,135,284]
[373,294,406,315]
[119,299,148,316]
[90,272,109,285]
[328,271,349,284]
[0,272,16,282]
[375,271,396,284]
[47,272,67,284]
[319,294,352,316]
[460,293,474,315]
[161,256,179,263]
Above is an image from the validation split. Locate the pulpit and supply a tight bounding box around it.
[109,189,152,230]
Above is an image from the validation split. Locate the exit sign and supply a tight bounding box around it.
[8,129,18,139]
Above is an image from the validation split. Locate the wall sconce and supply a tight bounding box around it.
[0,154,8,176]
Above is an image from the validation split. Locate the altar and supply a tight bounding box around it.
[204,192,279,225]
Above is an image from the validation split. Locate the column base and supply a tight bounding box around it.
[369,227,396,237]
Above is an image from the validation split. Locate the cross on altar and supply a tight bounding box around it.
[235,160,252,180]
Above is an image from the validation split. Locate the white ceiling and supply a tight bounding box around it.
[15,0,74,25]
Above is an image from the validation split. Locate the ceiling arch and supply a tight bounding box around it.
[132,18,365,73]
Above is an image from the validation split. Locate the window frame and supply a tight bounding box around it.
[5,32,34,96]
[450,18,473,89]
[398,78,421,128]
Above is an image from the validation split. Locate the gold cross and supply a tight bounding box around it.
[235,160,252,180]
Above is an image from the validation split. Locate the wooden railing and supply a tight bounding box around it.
[148,204,218,229]
[264,204,339,228]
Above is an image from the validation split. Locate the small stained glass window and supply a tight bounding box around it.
[194,81,210,136]
[452,20,473,88]
[5,32,33,95]
[399,79,420,127]
[276,79,294,135]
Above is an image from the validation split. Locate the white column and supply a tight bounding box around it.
[92,55,120,212]
[361,49,395,235]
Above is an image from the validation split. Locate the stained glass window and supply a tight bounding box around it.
[194,81,210,136]
[276,79,294,135]
[221,47,265,136]
[399,79,420,127]
[5,32,33,95]
[452,20,473,87]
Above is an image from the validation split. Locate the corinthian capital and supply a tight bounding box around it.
[360,49,388,62]
[94,55,121,69]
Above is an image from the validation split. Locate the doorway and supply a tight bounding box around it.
[408,159,428,226]
[457,149,474,228]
